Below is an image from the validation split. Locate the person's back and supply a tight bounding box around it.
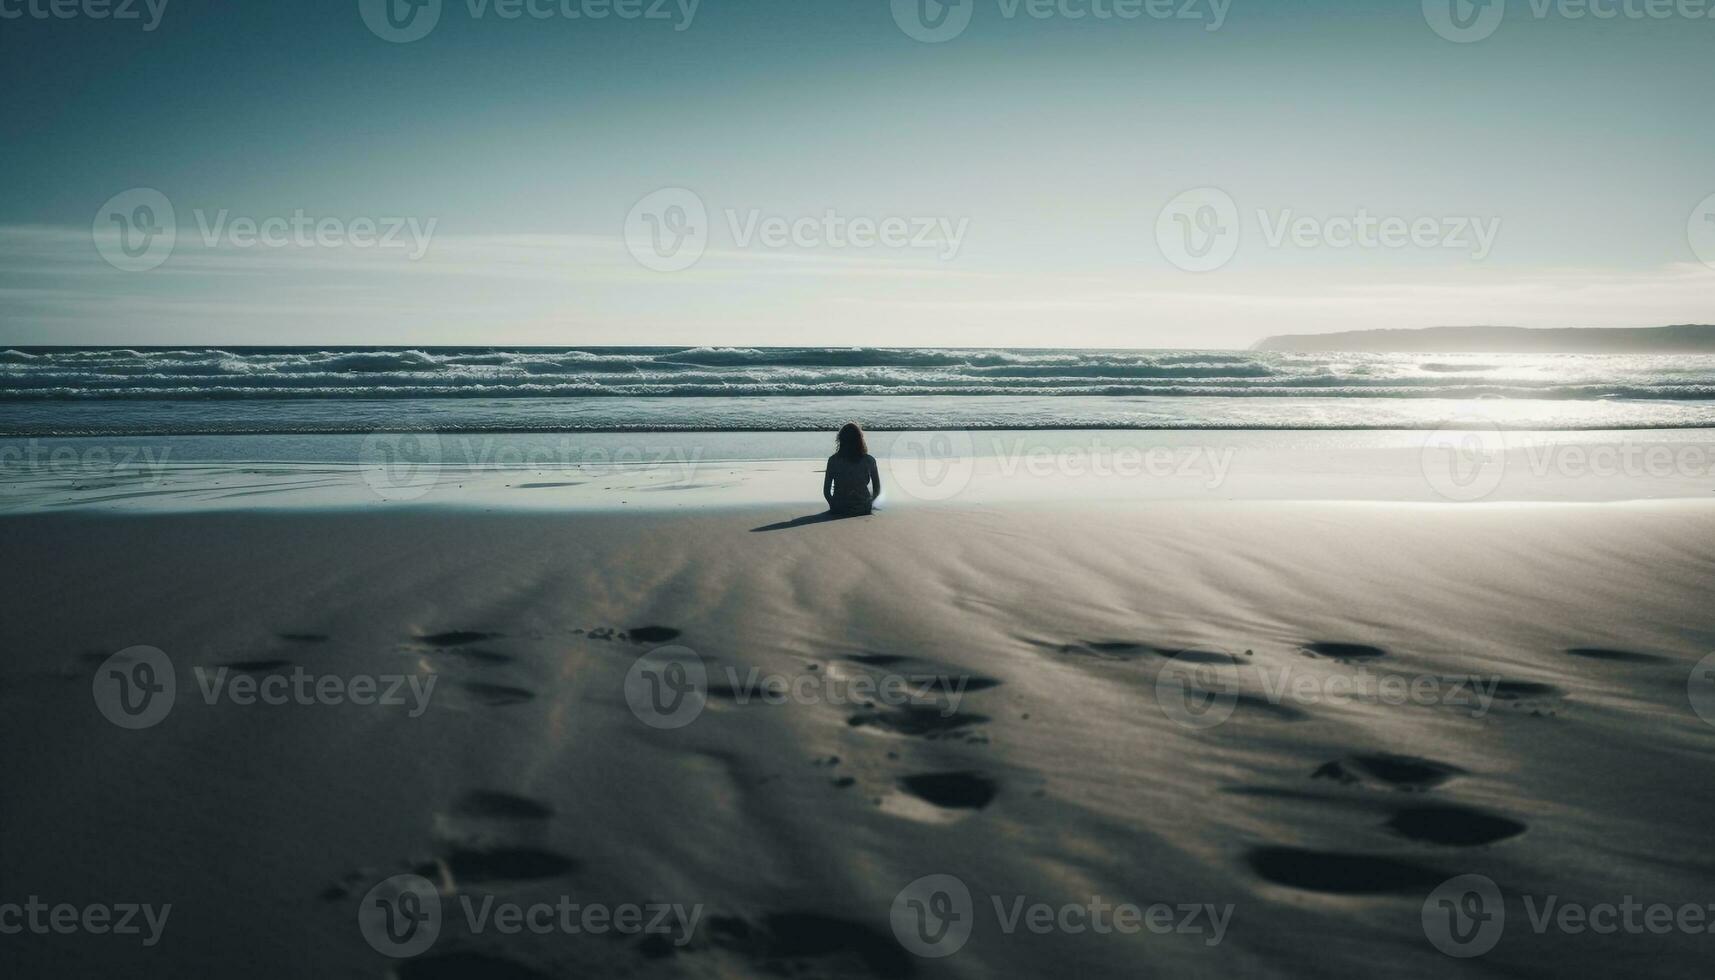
[824,422,881,516]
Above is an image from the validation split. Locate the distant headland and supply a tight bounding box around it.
[1251,324,1715,354]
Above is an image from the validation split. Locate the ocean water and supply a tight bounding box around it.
[4,347,1715,435]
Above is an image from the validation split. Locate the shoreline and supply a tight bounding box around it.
[5,428,1714,514]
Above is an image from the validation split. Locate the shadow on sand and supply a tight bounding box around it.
[750,510,869,533]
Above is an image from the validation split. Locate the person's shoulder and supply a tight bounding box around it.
[863,453,878,464]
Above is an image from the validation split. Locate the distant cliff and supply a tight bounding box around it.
[1251,324,1715,354]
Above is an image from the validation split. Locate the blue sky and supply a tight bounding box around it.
[2,0,1712,347]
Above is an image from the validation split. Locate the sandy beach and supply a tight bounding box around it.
[3,434,1713,978]
[9,0,1715,971]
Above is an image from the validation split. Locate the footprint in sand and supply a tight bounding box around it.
[215,659,295,673]
[325,839,578,909]
[1565,646,1671,664]
[703,913,912,979]
[627,626,682,643]
[573,625,682,645]
[1491,680,1562,700]
[418,630,503,647]
[446,649,514,666]
[898,771,999,810]
[423,846,580,884]
[458,681,536,707]
[453,790,554,821]
[1299,641,1387,661]
[1030,638,1236,665]
[1245,846,1448,894]
[397,951,555,979]
[1489,680,1565,716]
[1312,753,1466,791]
[847,703,991,740]
[841,652,1005,692]
[1228,692,1308,721]
[1386,805,1526,846]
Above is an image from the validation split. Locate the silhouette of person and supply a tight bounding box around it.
[824,422,881,516]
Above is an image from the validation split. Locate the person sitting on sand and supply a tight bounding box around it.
[824,422,882,516]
